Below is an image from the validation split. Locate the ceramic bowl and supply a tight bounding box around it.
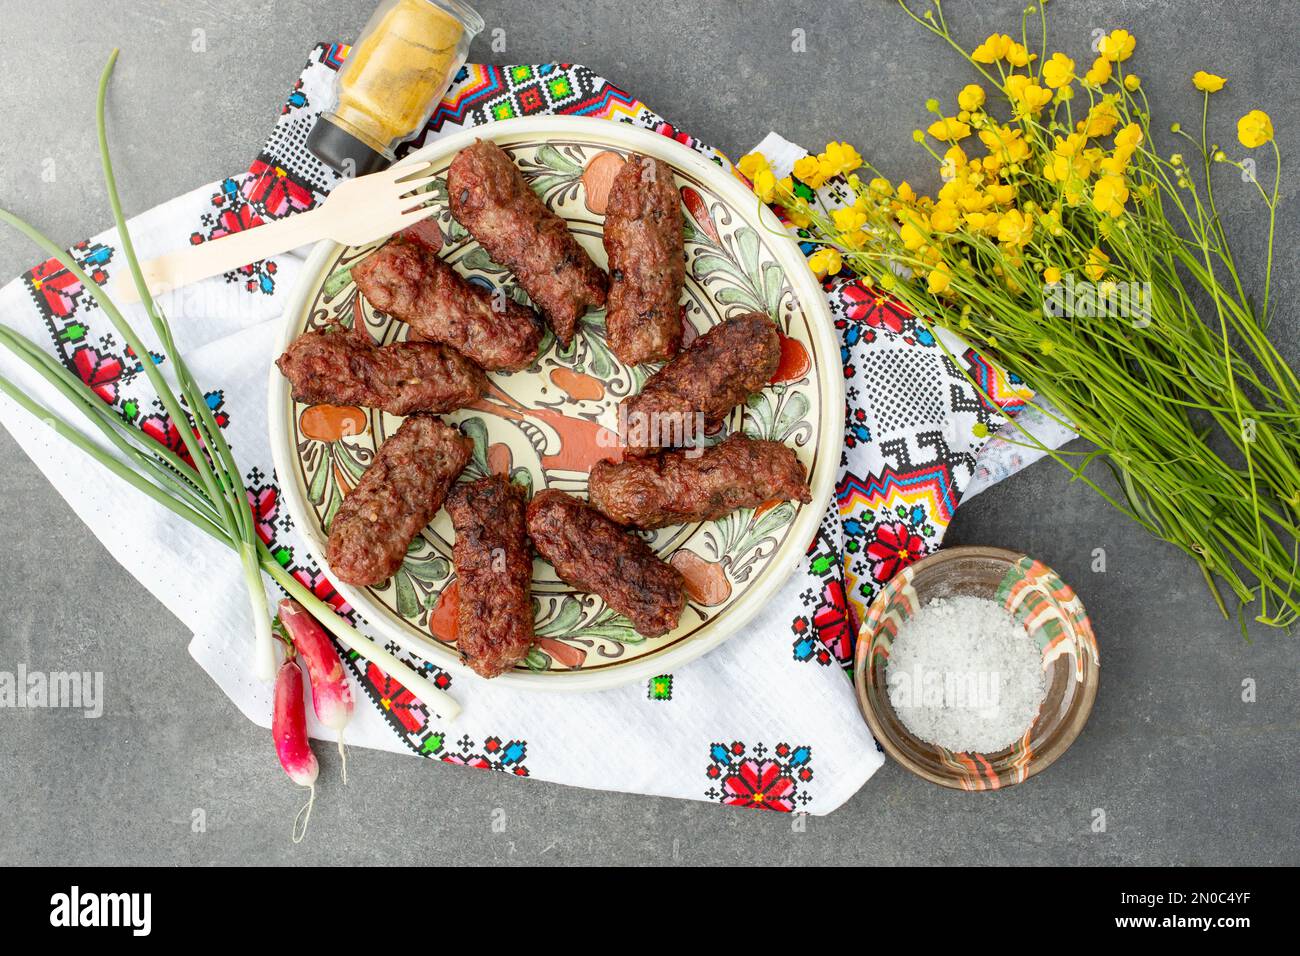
[853,546,1099,790]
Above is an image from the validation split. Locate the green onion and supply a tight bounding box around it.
[0,51,460,720]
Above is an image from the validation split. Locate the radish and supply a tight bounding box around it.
[273,646,318,843]
[277,598,355,783]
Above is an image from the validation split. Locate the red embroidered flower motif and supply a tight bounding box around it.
[442,753,492,770]
[71,345,124,404]
[837,282,911,333]
[213,203,263,240]
[864,298,910,332]
[653,120,694,148]
[366,662,426,734]
[140,413,198,469]
[812,579,853,663]
[721,759,798,812]
[707,741,812,812]
[244,159,315,218]
[29,265,83,318]
[247,485,279,545]
[291,566,352,616]
[866,520,927,582]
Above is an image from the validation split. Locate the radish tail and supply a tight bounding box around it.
[337,732,349,786]
[292,784,316,844]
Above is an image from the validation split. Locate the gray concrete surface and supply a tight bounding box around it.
[1,0,1297,866]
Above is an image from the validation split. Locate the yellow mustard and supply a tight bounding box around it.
[309,0,483,176]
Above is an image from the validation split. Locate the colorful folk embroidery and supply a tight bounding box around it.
[705,741,813,812]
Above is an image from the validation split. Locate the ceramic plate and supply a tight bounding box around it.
[269,116,842,690]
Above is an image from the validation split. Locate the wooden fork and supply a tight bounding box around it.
[111,161,440,305]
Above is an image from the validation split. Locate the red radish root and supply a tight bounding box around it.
[278,598,355,783]
[273,647,319,843]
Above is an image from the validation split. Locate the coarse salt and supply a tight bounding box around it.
[886,594,1047,754]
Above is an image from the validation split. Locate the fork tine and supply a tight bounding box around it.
[390,160,436,183]
[392,199,441,227]
[396,174,441,200]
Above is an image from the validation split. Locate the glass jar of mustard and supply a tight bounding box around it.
[307,0,484,177]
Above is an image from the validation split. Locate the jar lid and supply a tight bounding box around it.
[307,115,391,178]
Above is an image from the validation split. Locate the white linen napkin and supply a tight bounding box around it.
[0,51,1072,813]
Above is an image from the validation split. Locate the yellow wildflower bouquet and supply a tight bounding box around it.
[743,1,1297,631]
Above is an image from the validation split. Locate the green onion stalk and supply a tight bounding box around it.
[0,52,460,719]
[750,1,1299,633]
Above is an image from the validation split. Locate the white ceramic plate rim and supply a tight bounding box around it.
[268,115,843,692]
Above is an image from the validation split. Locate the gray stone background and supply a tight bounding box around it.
[0,0,1296,865]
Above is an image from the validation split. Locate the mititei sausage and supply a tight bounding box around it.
[526,490,685,638]
[603,154,685,365]
[589,434,812,529]
[618,312,781,455]
[352,236,542,372]
[445,476,534,679]
[448,140,607,347]
[276,327,486,417]
[326,414,471,587]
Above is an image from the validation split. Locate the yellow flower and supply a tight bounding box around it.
[1079,99,1121,138]
[1006,41,1037,67]
[954,182,992,213]
[927,116,972,142]
[1042,53,1076,89]
[1085,246,1110,281]
[807,247,842,279]
[1083,56,1112,87]
[927,260,953,294]
[792,154,831,188]
[930,202,960,232]
[897,181,917,203]
[1237,110,1274,148]
[1096,152,1128,177]
[1093,174,1130,217]
[963,211,998,234]
[832,206,868,234]
[1123,74,1141,91]
[972,33,1014,64]
[1099,29,1136,62]
[1043,266,1062,284]
[899,219,928,252]
[1004,75,1053,115]
[957,84,986,111]
[987,183,1016,206]
[1114,122,1144,152]
[839,228,870,251]
[979,124,1030,164]
[1192,70,1226,93]
[784,206,812,228]
[997,208,1034,247]
[778,180,812,227]
[737,152,770,181]
[750,167,777,203]
[819,141,864,177]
